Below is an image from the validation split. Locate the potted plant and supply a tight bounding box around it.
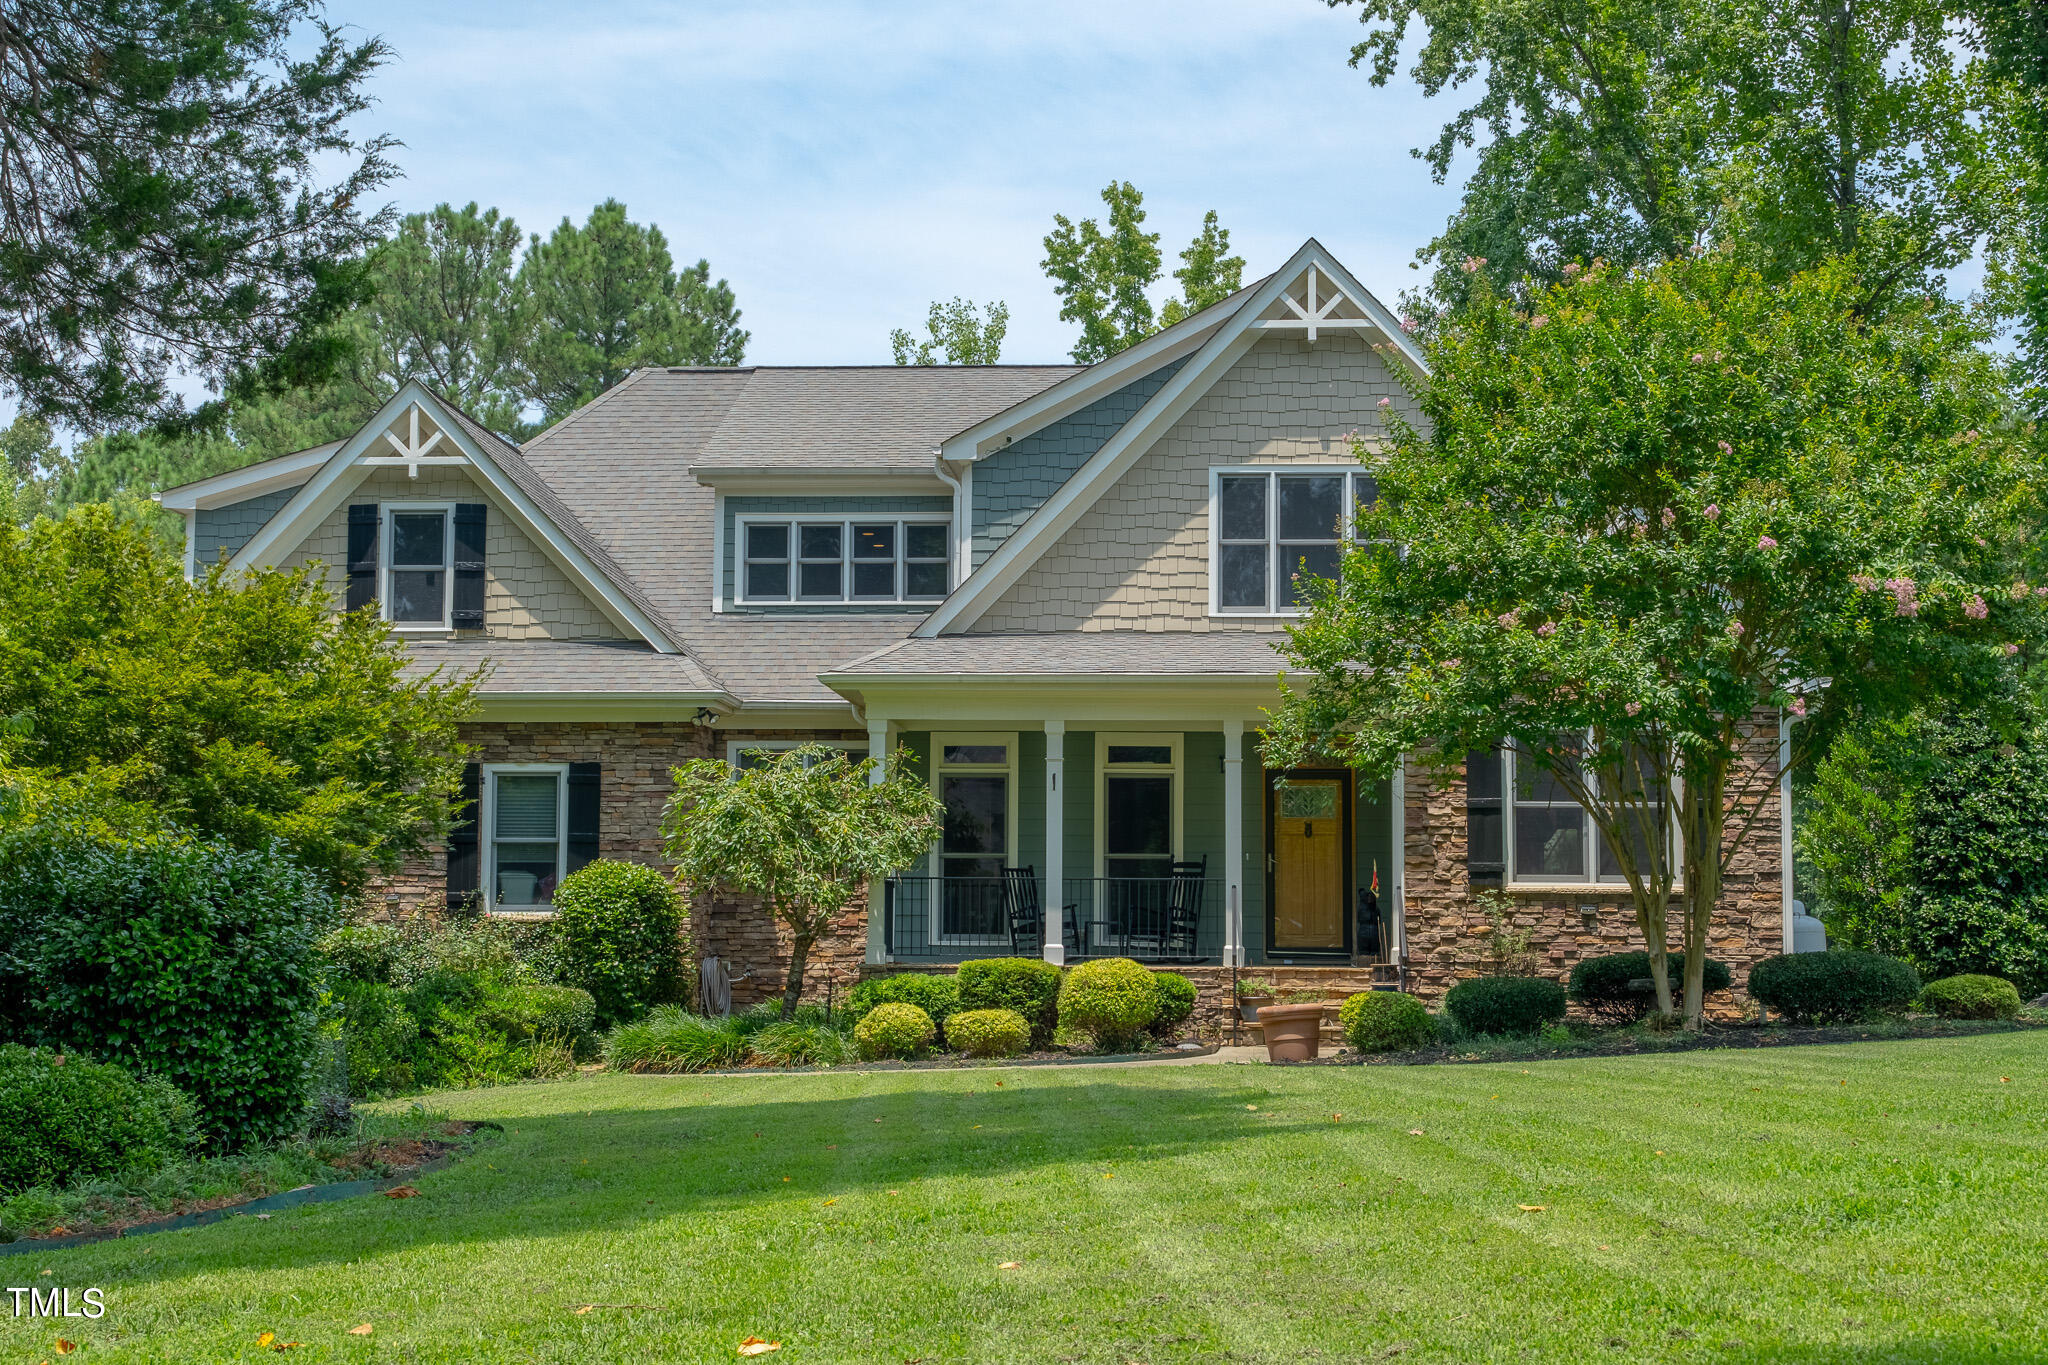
[1235,975,1275,1023]
[1257,991,1328,1062]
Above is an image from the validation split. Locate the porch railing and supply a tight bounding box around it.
[882,873,1221,964]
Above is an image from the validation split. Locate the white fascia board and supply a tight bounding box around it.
[720,701,864,729]
[690,466,951,496]
[938,313,1226,463]
[1296,240,1431,378]
[155,441,343,512]
[821,674,1284,726]
[472,692,734,723]
[227,382,677,654]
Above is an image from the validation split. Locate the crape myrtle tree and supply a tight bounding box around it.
[1266,252,2041,1027]
[662,744,942,1019]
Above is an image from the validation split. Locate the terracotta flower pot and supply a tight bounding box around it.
[1238,993,1276,1023]
[1256,1003,1325,1062]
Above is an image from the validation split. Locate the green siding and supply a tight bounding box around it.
[1241,758,1268,962]
[194,485,301,565]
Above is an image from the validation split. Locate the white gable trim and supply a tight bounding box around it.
[226,383,679,653]
[155,441,342,512]
[917,241,1422,637]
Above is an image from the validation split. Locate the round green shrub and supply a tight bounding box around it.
[848,973,960,1031]
[0,826,337,1151]
[956,958,1063,1048]
[1917,973,2023,1020]
[550,860,688,1027]
[1748,951,1921,1025]
[854,1002,936,1060]
[1338,991,1438,1052]
[491,984,600,1042]
[1148,972,1198,1037]
[1567,952,1733,1024]
[1443,976,1568,1035]
[1057,957,1160,1052]
[0,1045,199,1195]
[945,1008,1032,1058]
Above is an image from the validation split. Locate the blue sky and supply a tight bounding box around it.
[340,0,1461,365]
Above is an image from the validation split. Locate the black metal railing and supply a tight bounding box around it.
[883,872,1221,964]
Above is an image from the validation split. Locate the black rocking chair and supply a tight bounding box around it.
[1162,856,1208,958]
[1001,866,1080,957]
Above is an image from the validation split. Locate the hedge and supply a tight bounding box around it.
[1338,992,1437,1052]
[1567,952,1732,1024]
[956,958,1063,1048]
[1443,976,1568,1035]
[1748,951,1920,1024]
[945,1008,1032,1058]
[848,974,960,1030]
[1917,973,2023,1020]
[855,1002,936,1060]
[0,1045,199,1195]
[1057,958,1159,1052]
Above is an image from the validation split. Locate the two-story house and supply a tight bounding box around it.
[159,240,1791,1025]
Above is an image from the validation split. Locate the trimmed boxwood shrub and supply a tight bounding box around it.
[1918,973,2023,1020]
[550,860,687,1027]
[1057,957,1159,1052]
[848,973,960,1031]
[1568,952,1733,1024]
[0,826,337,1150]
[956,958,1063,1048]
[854,1002,936,1060]
[1149,971,1198,1038]
[489,984,600,1044]
[1749,951,1921,1024]
[0,1045,199,1195]
[945,1008,1032,1058]
[1443,976,1568,1035]
[1339,991,1437,1052]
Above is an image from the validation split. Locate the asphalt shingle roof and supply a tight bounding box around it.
[513,365,1080,703]
[825,630,1294,678]
[397,638,724,696]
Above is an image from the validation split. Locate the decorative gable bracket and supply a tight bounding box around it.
[1251,264,1378,342]
[356,403,471,478]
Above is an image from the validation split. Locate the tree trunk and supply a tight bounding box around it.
[1634,893,1676,1017]
[781,931,813,1021]
[1680,760,1729,1030]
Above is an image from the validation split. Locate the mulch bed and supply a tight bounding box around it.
[1312,1016,2046,1067]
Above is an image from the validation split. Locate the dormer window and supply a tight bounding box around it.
[1210,468,1379,616]
[385,504,452,628]
[739,517,950,605]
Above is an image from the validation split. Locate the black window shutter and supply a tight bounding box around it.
[451,503,487,629]
[447,762,482,910]
[346,504,379,612]
[1465,745,1505,886]
[566,763,601,874]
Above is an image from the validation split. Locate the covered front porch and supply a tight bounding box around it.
[823,636,1405,971]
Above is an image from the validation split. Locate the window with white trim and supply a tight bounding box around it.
[931,735,1017,942]
[1097,735,1182,882]
[726,739,866,772]
[385,504,452,627]
[1211,469,1379,615]
[739,518,950,604]
[1467,735,1673,885]
[484,764,566,908]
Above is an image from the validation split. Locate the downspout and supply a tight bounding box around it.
[934,452,969,586]
[1779,708,1798,954]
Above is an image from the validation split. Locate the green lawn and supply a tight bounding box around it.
[5,1034,2045,1365]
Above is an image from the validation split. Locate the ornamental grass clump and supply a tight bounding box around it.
[956,958,1063,1048]
[602,1007,750,1073]
[944,1008,1032,1059]
[854,1002,936,1060]
[1749,951,1920,1024]
[747,1021,855,1067]
[1338,991,1437,1052]
[1917,973,2023,1020]
[1443,976,1568,1036]
[1057,958,1160,1053]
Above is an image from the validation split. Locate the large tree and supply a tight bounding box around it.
[1041,183,1245,363]
[0,0,397,431]
[663,744,941,1019]
[1331,0,2026,321]
[889,297,1008,365]
[355,202,529,434]
[1972,0,2048,411]
[1267,253,2039,1027]
[0,503,477,896]
[516,199,747,424]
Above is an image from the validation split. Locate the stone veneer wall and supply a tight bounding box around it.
[367,721,875,1012]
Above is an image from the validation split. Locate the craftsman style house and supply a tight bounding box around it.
[159,240,1791,1018]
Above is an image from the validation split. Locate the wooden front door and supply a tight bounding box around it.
[1268,772,1350,951]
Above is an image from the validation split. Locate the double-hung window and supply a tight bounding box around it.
[385,505,452,627]
[1466,735,1673,885]
[484,764,566,908]
[931,734,1016,941]
[1212,469,1379,615]
[740,518,950,604]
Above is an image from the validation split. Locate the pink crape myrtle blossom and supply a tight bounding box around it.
[1885,577,1919,616]
[1442,658,1462,669]
[1789,696,1807,718]
[1461,256,1488,274]
[1691,353,1706,363]
[1536,621,1557,637]
[2012,583,2031,601]
[1661,508,1676,528]
[1758,535,1778,550]
[1531,314,1548,329]
[2005,642,2022,657]
[1625,701,1642,717]
[1378,397,1392,409]
[1727,620,1746,638]
[1965,595,1989,620]
[1852,574,1879,592]
[1717,441,1733,455]
[1704,503,1720,521]
[1497,608,1521,628]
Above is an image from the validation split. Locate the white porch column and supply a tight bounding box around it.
[865,717,891,965]
[1390,756,1408,959]
[1043,720,1067,965]
[1222,720,1245,967]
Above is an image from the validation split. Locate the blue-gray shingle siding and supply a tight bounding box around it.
[968,357,1187,569]
[193,486,302,568]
